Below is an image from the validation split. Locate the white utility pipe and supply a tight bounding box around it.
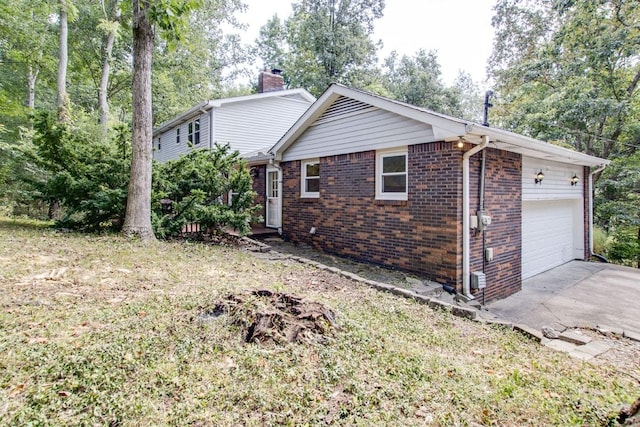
[461,135,489,300]
[588,164,607,254]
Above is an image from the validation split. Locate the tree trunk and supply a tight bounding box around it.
[122,0,155,240]
[99,2,121,137]
[57,0,70,123]
[27,65,39,110]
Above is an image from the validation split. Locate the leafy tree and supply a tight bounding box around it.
[0,0,57,131]
[489,0,640,159]
[152,0,247,125]
[152,145,261,238]
[595,152,640,266]
[489,0,640,268]
[255,0,385,96]
[382,49,463,117]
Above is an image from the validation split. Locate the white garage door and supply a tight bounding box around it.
[522,200,580,279]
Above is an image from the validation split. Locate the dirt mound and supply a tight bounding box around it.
[619,396,640,426]
[209,290,337,345]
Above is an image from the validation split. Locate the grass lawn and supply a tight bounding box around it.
[0,218,638,426]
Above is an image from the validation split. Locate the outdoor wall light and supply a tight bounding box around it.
[571,174,579,186]
[535,170,545,184]
[457,137,464,149]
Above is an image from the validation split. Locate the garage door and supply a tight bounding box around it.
[522,200,578,279]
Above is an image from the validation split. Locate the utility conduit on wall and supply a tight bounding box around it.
[462,135,489,300]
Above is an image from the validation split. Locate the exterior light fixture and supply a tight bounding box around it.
[571,174,579,186]
[535,170,544,184]
[457,137,464,149]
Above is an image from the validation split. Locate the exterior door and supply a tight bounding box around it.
[266,167,281,228]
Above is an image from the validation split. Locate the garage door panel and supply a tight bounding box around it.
[522,200,580,279]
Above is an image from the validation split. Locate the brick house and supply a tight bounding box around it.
[268,84,609,302]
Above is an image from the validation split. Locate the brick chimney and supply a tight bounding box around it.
[258,68,285,93]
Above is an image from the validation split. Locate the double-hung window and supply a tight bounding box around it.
[376,149,408,200]
[301,159,320,198]
[188,119,200,145]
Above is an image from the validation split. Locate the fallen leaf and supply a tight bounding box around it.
[8,384,25,397]
[58,390,71,397]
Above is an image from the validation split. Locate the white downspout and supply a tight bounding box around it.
[588,164,607,255]
[461,135,489,300]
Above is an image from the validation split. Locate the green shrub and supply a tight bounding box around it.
[607,227,640,268]
[26,112,130,231]
[592,226,611,255]
[152,144,261,238]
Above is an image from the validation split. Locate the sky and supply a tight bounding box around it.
[234,0,496,87]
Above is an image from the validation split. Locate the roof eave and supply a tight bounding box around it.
[465,125,610,167]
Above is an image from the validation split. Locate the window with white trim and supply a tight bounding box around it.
[376,149,408,200]
[188,119,200,145]
[176,128,180,144]
[301,159,320,198]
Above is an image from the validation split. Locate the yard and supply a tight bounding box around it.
[0,218,638,426]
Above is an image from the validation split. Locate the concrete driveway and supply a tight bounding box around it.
[487,261,640,338]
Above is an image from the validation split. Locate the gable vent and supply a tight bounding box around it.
[313,96,377,125]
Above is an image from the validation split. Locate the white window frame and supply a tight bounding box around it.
[376,148,408,201]
[176,128,180,144]
[188,119,200,145]
[301,159,320,198]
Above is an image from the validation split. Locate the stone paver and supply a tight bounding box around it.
[572,340,613,357]
[543,338,580,353]
[559,330,592,345]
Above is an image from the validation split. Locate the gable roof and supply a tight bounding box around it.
[270,84,609,167]
[153,88,316,137]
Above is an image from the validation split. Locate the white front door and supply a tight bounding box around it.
[266,167,281,228]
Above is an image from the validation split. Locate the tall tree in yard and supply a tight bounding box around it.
[123,0,202,240]
[123,0,155,239]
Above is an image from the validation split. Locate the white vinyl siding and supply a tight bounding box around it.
[281,104,435,161]
[301,159,320,198]
[522,156,583,200]
[153,112,210,163]
[214,97,311,155]
[521,156,585,279]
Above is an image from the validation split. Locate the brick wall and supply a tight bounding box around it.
[281,142,525,301]
[281,143,461,287]
[251,165,266,227]
[468,148,522,302]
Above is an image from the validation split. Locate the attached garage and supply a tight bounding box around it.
[521,157,585,279]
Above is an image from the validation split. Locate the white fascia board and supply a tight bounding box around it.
[153,101,211,136]
[466,125,609,167]
[208,88,315,107]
